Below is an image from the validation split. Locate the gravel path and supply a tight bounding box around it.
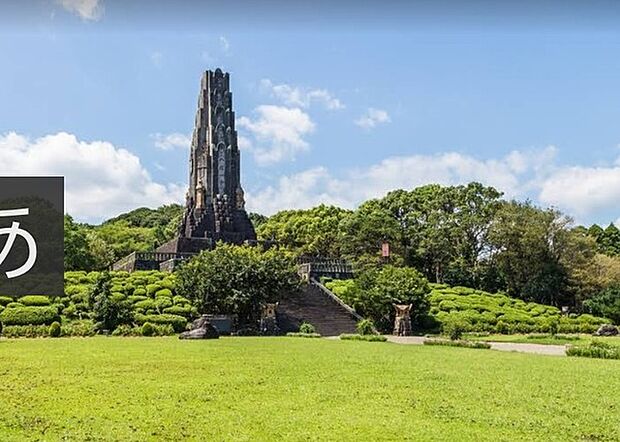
[385,336,567,356]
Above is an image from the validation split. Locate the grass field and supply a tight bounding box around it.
[1,337,619,441]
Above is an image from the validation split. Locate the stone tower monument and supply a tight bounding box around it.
[158,68,256,254]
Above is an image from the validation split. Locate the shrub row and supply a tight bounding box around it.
[0,306,60,326]
[286,332,322,338]
[423,339,492,349]
[427,284,608,334]
[1,320,96,338]
[339,334,387,342]
[566,341,620,360]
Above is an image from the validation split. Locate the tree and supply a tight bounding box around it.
[347,265,430,331]
[88,272,133,332]
[64,215,94,271]
[175,244,299,325]
[249,212,268,230]
[487,201,572,306]
[257,205,352,258]
[339,182,502,282]
[584,285,620,325]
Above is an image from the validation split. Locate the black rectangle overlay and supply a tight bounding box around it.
[0,177,64,297]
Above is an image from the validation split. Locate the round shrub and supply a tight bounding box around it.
[141,322,155,336]
[49,321,61,337]
[299,322,316,334]
[0,296,13,306]
[146,284,161,296]
[163,305,194,317]
[128,295,148,303]
[6,302,23,308]
[133,288,147,296]
[0,306,60,326]
[356,319,375,335]
[134,313,187,332]
[442,317,467,341]
[155,288,173,298]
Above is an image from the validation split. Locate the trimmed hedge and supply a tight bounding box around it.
[0,296,14,306]
[567,341,620,360]
[340,334,387,342]
[427,284,608,334]
[286,332,321,338]
[134,313,187,332]
[423,338,491,349]
[0,306,60,326]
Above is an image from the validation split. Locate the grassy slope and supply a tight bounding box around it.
[0,338,619,441]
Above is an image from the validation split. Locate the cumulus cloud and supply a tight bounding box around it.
[246,149,549,215]
[260,79,344,110]
[355,108,391,129]
[539,165,620,216]
[56,0,103,21]
[151,132,191,151]
[0,132,183,222]
[238,105,315,165]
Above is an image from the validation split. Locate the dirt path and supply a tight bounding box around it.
[385,336,567,356]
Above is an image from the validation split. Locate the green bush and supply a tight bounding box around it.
[146,284,161,296]
[163,305,194,317]
[1,324,49,338]
[427,283,607,334]
[49,321,61,337]
[340,334,387,342]
[0,306,60,326]
[61,320,96,337]
[286,332,321,338]
[141,322,155,337]
[133,288,147,296]
[423,338,491,349]
[111,324,140,337]
[356,319,376,335]
[18,295,50,307]
[134,314,187,332]
[299,322,316,334]
[567,341,620,360]
[155,288,173,298]
[6,302,23,308]
[442,318,468,341]
[0,296,13,306]
[128,295,148,303]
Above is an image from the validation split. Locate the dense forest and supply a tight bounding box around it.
[64,182,620,317]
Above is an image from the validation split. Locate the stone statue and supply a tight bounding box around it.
[393,304,412,336]
[260,303,279,335]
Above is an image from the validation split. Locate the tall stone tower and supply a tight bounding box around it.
[158,68,256,254]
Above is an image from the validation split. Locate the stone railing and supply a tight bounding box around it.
[298,258,354,279]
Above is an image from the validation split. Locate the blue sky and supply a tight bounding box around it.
[1,1,620,226]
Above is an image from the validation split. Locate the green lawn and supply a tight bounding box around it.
[0,337,619,441]
[465,333,620,346]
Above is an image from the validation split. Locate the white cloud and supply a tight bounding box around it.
[56,0,103,21]
[151,132,191,151]
[219,36,231,54]
[0,132,183,222]
[355,108,391,129]
[539,165,620,216]
[247,149,548,215]
[260,79,344,110]
[238,105,315,165]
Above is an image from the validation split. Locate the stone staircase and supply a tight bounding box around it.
[277,279,361,336]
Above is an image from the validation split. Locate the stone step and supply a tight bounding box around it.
[277,281,359,336]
